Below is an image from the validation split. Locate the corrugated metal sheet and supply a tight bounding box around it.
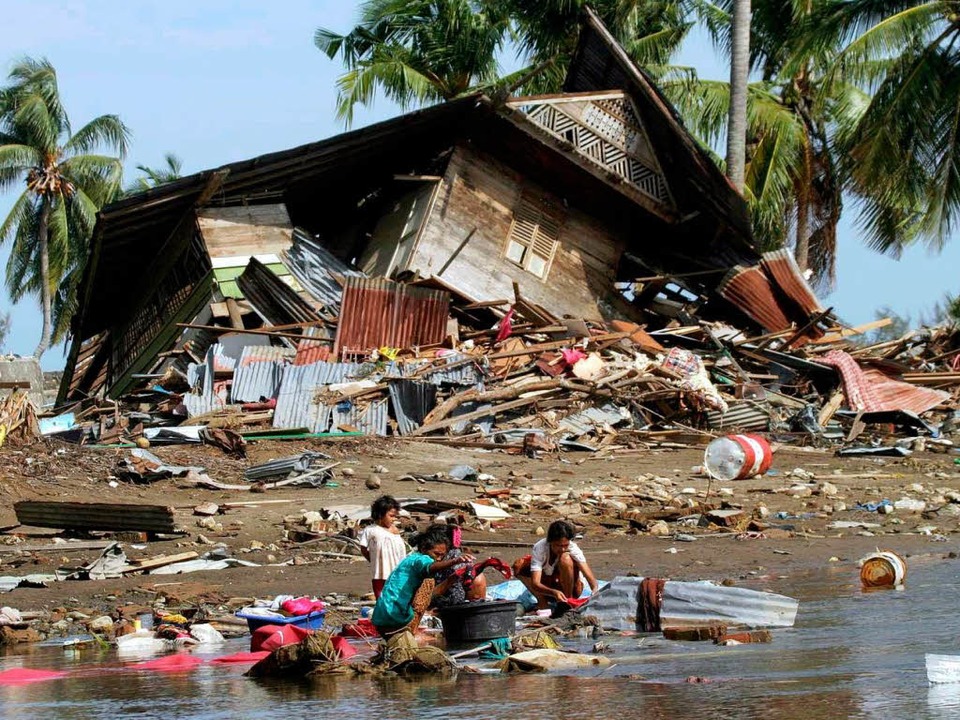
[706,401,771,431]
[232,361,285,403]
[331,397,389,436]
[237,257,322,328]
[283,228,366,310]
[294,326,334,366]
[585,576,798,631]
[388,380,438,436]
[717,265,794,333]
[245,451,332,481]
[183,391,228,418]
[273,363,330,432]
[818,350,950,414]
[558,402,629,436]
[334,277,450,359]
[761,249,823,316]
[661,580,799,628]
[231,346,293,403]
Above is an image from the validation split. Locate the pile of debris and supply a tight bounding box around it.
[34,276,960,459]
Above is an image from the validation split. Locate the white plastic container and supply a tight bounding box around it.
[703,434,773,481]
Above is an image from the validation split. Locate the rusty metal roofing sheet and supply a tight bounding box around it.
[717,265,794,333]
[817,351,950,415]
[761,249,823,316]
[388,380,438,436]
[283,229,366,310]
[334,277,450,359]
[294,326,333,366]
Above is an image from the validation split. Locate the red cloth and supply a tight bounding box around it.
[280,597,325,616]
[250,623,314,652]
[474,557,512,580]
[339,618,379,639]
[131,654,204,672]
[496,308,515,343]
[210,651,271,665]
[0,668,66,684]
[331,636,357,660]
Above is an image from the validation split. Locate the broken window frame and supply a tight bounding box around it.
[504,194,562,280]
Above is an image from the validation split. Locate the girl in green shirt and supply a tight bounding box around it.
[372,524,473,637]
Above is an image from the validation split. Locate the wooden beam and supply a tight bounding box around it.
[14,501,179,534]
[814,317,891,344]
[407,396,543,437]
[121,551,199,574]
[175,323,333,342]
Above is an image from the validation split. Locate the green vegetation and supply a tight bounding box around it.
[0,58,129,357]
[316,0,960,296]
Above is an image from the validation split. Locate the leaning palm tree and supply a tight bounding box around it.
[315,0,513,125]
[795,0,960,258]
[0,58,129,357]
[665,0,868,290]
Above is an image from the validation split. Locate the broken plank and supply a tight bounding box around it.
[121,552,199,574]
[0,540,114,554]
[407,396,542,437]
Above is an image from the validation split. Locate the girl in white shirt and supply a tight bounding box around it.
[359,495,407,598]
[513,520,599,609]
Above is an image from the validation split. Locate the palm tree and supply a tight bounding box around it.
[726,0,751,190]
[665,0,868,289]
[501,0,698,93]
[0,58,129,357]
[796,0,960,258]
[128,152,182,193]
[315,0,513,125]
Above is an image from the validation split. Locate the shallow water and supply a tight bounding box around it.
[2,559,960,719]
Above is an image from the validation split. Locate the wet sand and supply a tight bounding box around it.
[1,437,958,613]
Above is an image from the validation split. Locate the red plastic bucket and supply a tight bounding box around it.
[704,434,773,481]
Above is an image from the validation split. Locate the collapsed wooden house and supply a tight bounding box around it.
[60,9,824,404]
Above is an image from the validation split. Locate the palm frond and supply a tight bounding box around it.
[64,114,130,158]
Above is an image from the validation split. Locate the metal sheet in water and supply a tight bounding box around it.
[585,576,799,631]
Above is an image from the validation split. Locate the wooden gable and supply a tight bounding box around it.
[507,91,673,212]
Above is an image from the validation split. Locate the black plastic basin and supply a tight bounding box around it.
[438,600,519,643]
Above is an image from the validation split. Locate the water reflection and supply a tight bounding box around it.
[2,561,960,718]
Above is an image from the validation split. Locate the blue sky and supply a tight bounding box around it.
[1,1,958,369]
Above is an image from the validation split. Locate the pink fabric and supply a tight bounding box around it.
[496,308,515,343]
[820,350,949,414]
[451,526,462,549]
[131,654,204,672]
[251,624,314,652]
[0,668,66,684]
[210,651,271,665]
[561,348,587,366]
[280,597,326,616]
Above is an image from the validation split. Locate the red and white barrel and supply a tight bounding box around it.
[703,434,774,481]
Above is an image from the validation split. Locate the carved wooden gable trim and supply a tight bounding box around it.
[508,91,673,210]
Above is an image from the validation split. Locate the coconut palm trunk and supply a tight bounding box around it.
[34,199,52,358]
[726,0,751,191]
